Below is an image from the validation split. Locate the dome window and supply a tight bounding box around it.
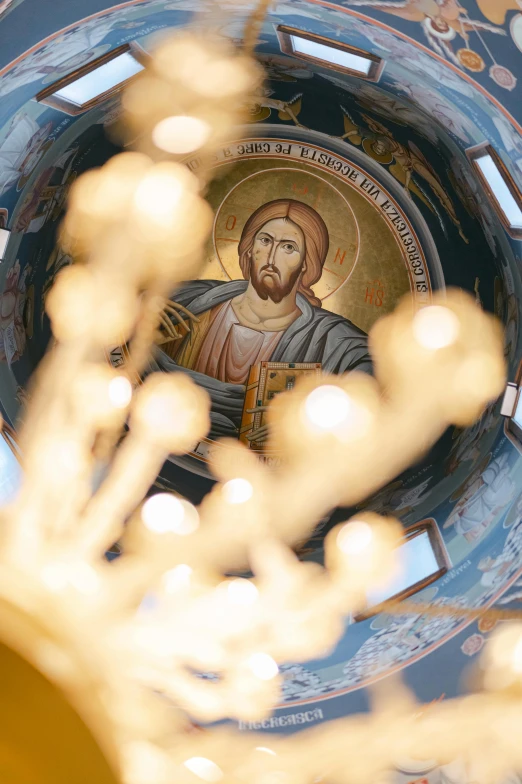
[503,381,522,452]
[467,143,522,239]
[356,520,449,621]
[35,43,146,116]
[277,25,384,82]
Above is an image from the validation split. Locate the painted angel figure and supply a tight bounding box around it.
[244,90,304,126]
[340,0,506,67]
[340,108,468,242]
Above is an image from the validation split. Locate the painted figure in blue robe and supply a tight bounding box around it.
[153,198,371,439]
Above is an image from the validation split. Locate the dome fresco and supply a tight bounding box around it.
[0,0,522,755]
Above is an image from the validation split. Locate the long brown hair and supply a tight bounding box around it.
[238,199,329,308]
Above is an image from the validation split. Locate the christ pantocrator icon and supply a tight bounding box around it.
[153,198,371,441]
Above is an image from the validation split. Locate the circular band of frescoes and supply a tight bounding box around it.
[264,486,522,712]
[0,0,520,145]
[273,561,522,709]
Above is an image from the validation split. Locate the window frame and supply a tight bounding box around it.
[35,42,149,116]
[505,360,522,451]
[0,228,10,261]
[466,142,522,240]
[509,390,522,443]
[355,518,450,621]
[276,25,384,82]
[1,422,21,461]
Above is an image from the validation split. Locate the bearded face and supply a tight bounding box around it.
[249,217,306,304]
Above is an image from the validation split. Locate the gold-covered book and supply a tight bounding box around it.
[240,361,322,452]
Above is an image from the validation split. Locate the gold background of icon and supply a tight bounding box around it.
[199,157,416,334]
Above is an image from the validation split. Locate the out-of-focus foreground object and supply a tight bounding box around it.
[0,12,515,784]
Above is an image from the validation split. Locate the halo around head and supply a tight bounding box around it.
[213,167,360,303]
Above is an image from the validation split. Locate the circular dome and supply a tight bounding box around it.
[0,0,521,742]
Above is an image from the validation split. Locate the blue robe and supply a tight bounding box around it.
[151,280,372,440]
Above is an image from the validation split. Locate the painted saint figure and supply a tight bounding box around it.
[153,199,371,440]
[443,454,515,543]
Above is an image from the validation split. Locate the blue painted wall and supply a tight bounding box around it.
[0,0,521,732]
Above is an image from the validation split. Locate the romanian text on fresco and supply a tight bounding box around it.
[238,708,324,731]
[186,141,430,302]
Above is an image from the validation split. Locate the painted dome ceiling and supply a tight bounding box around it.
[1,0,522,764]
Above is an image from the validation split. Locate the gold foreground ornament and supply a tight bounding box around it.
[0,24,517,784]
